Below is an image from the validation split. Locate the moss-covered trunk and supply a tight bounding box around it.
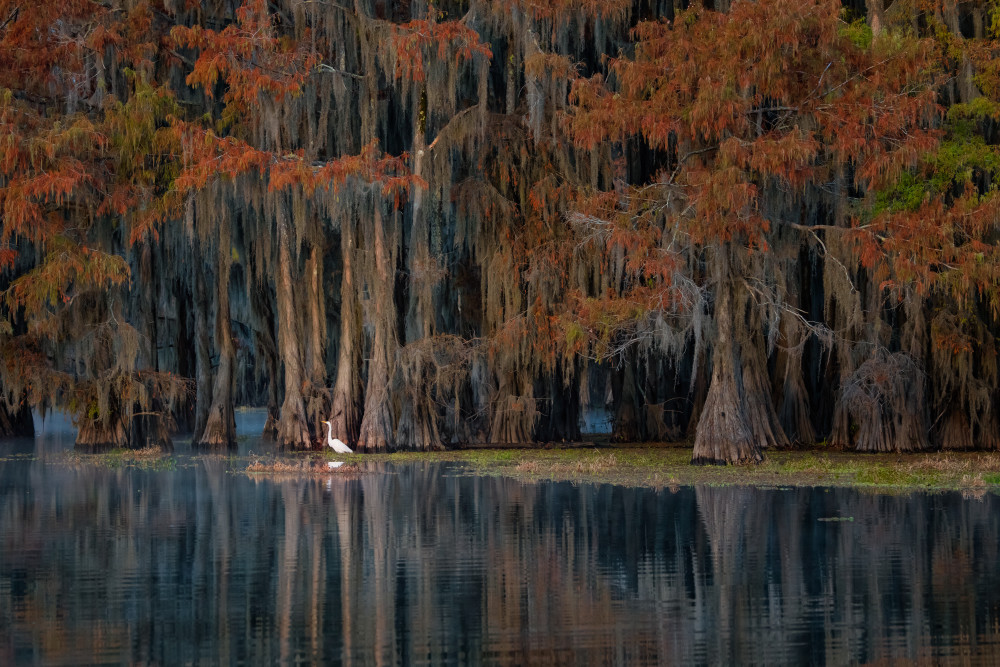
[75,415,127,451]
[329,224,362,445]
[252,282,280,441]
[692,278,762,465]
[192,257,212,442]
[196,255,236,450]
[357,207,397,452]
[303,244,329,439]
[275,218,313,449]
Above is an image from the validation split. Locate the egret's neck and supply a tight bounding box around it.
[326,420,334,443]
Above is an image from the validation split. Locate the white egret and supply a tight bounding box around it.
[321,420,354,453]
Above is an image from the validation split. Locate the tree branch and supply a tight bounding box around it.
[0,7,19,33]
[316,63,365,80]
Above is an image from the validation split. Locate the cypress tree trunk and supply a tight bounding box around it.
[611,358,642,442]
[488,379,538,444]
[692,278,762,465]
[305,245,326,386]
[329,224,362,444]
[134,243,173,451]
[173,280,196,433]
[936,406,974,450]
[275,217,312,449]
[777,342,816,446]
[774,278,815,446]
[252,282,280,441]
[75,410,127,452]
[357,207,397,452]
[842,350,931,453]
[75,422,127,450]
[196,256,236,450]
[303,244,328,437]
[739,294,790,451]
[692,250,790,464]
[192,258,212,442]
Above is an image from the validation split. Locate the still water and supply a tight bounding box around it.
[1,414,1000,665]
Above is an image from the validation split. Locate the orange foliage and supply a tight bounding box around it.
[564,0,943,335]
[391,19,492,83]
[172,0,318,109]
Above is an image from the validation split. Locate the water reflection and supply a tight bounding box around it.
[1,442,999,664]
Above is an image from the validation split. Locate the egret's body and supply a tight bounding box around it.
[321,420,354,453]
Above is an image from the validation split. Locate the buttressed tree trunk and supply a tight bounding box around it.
[303,243,328,438]
[692,278,762,465]
[196,249,236,450]
[75,418,127,451]
[131,242,174,451]
[693,253,787,464]
[357,206,398,452]
[275,215,313,449]
[738,291,790,451]
[75,399,127,451]
[329,222,362,444]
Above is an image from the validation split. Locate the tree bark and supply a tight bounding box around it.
[134,242,173,451]
[196,254,236,450]
[275,217,313,449]
[692,254,783,464]
[173,279,196,433]
[357,206,397,452]
[868,0,885,38]
[774,278,815,446]
[303,244,329,438]
[305,245,327,385]
[252,281,280,441]
[843,350,931,453]
[192,257,213,442]
[75,415,126,451]
[777,342,816,446]
[488,381,537,444]
[738,297,790,451]
[611,358,642,442]
[935,406,974,450]
[329,224,362,444]
[692,279,762,465]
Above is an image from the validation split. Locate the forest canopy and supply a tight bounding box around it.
[1,0,999,464]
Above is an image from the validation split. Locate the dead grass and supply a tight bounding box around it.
[245,457,361,475]
[59,446,175,470]
[516,452,620,475]
[123,446,166,460]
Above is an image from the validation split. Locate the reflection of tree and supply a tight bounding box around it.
[2,461,1000,663]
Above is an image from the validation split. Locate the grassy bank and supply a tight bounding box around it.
[358,445,1000,493]
[47,441,1000,493]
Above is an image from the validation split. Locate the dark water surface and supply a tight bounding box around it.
[2,416,1000,665]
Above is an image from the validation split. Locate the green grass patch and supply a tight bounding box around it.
[359,446,1000,492]
[63,447,176,471]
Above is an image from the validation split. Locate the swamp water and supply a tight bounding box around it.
[1,414,1000,665]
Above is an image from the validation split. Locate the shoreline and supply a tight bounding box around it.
[45,443,1000,493]
[366,445,1000,493]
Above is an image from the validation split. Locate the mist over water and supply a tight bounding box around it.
[1,414,999,664]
